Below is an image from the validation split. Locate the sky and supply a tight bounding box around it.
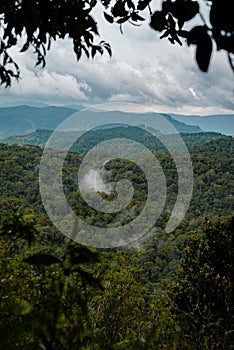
[0,1,233,115]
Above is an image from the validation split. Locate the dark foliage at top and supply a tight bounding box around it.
[0,0,233,87]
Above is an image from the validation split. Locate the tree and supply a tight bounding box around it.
[0,214,104,349]
[170,216,234,349]
[0,0,233,87]
[88,250,150,349]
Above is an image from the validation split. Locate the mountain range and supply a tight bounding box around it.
[0,106,233,140]
[171,114,234,136]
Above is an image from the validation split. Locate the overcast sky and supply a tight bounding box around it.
[0,1,233,115]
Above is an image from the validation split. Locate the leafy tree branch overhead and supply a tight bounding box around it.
[0,0,233,88]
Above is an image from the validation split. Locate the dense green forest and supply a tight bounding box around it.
[3,126,224,151]
[0,133,233,349]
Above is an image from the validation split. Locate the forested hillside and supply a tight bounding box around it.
[3,127,224,152]
[0,135,233,349]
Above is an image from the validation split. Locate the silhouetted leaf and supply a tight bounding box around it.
[167,13,176,30]
[8,35,17,46]
[90,0,97,7]
[171,0,199,23]
[91,45,97,58]
[196,33,213,72]
[86,15,99,35]
[67,244,99,265]
[112,1,128,17]
[84,30,94,44]
[178,18,185,30]
[169,35,182,46]
[216,35,234,54]
[210,0,234,33]
[127,0,135,10]
[160,30,169,39]
[81,44,90,58]
[150,11,167,32]
[104,12,114,24]
[74,267,105,291]
[178,29,189,39]
[0,42,5,55]
[0,0,233,85]
[137,0,151,11]
[47,37,51,50]
[162,0,174,13]
[3,53,8,66]
[74,40,82,60]
[23,254,61,266]
[104,42,112,57]
[117,15,131,24]
[131,13,145,22]
[120,24,124,34]
[187,25,206,46]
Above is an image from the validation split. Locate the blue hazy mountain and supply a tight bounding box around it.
[0,106,202,139]
[0,105,77,139]
[171,114,234,136]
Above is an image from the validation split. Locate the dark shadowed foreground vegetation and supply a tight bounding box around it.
[0,133,233,349]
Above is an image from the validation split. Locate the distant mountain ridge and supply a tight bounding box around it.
[0,105,202,139]
[171,114,234,136]
[0,105,77,139]
[2,105,234,139]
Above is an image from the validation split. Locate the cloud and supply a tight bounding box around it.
[79,169,112,194]
[0,45,90,105]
